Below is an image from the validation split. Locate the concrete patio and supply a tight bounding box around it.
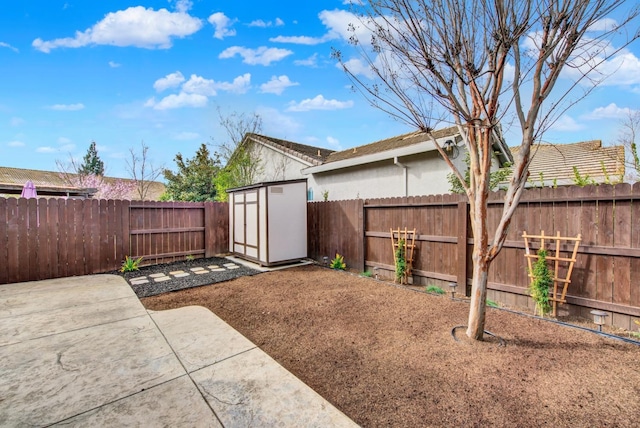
[0,274,358,427]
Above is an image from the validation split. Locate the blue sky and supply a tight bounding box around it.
[2,1,640,179]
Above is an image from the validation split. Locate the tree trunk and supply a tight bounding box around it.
[467,251,490,340]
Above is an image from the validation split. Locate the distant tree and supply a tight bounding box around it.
[78,141,105,176]
[126,141,164,201]
[617,110,640,182]
[163,143,221,201]
[70,174,137,200]
[213,108,264,201]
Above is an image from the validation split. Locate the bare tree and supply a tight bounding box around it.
[335,0,639,339]
[617,109,640,182]
[126,141,164,201]
[213,108,264,199]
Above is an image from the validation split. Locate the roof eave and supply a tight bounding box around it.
[302,140,437,175]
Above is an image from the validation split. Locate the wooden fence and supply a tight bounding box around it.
[308,184,640,330]
[0,198,228,284]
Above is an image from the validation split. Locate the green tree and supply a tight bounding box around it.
[78,141,105,176]
[163,143,221,201]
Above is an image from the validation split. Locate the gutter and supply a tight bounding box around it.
[394,156,408,197]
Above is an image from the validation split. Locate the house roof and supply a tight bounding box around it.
[0,166,166,200]
[245,133,333,166]
[324,126,459,163]
[510,140,625,185]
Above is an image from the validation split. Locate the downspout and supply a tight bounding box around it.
[394,156,408,197]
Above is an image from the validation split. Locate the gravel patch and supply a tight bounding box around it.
[112,256,261,298]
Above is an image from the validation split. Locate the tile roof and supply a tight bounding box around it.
[246,133,334,166]
[0,166,166,200]
[324,126,459,163]
[510,140,625,184]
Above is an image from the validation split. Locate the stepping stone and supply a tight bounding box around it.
[169,270,186,275]
[129,276,147,282]
[227,266,240,270]
[210,268,225,272]
[154,276,171,282]
[190,267,206,272]
[194,270,210,275]
[222,263,237,268]
[149,273,167,278]
[130,279,149,285]
[207,265,219,269]
[173,273,190,278]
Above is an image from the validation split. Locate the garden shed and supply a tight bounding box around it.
[227,179,308,266]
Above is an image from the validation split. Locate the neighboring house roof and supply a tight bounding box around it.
[244,133,333,166]
[0,166,166,200]
[303,125,512,175]
[510,140,625,185]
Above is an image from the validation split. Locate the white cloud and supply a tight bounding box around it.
[208,12,237,39]
[260,75,299,95]
[10,117,25,126]
[146,92,208,110]
[549,114,584,132]
[182,73,252,96]
[108,61,121,68]
[585,103,635,120]
[294,53,318,67]
[37,143,75,153]
[48,103,85,111]
[182,74,217,96]
[339,58,375,79]
[32,6,202,52]
[588,18,618,32]
[153,71,185,92]
[326,136,342,150]
[270,35,328,45]
[8,140,25,147]
[256,107,301,136]
[57,136,72,144]
[214,73,252,94]
[173,131,200,140]
[172,0,193,13]
[249,18,285,28]
[219,46,292,66]
[287,95,354,112]
[0,42,18,53]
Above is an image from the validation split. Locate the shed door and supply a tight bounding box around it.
[232,189,259,259]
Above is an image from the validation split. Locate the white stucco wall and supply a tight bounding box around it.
[251,144,311,183]
[306,151,468,201]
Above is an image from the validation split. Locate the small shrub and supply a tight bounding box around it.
[632,320,640,339]
[330,253,346,270]
[185,254,195,261]
[425,285,445,295]
[121,256,143,272]
[486,299,500,308]
[360,270,373,277]
[395,239,406,282]
[529,249,553,316]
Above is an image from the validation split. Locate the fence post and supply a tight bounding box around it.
[204,202,214,258]
[358,199,365,272]
[457,200,469,296]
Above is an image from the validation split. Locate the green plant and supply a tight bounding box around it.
[360,270,373,277]
[121,256,143,272]
[529,249,553,316]
[486,299,500,308]
[631,320,640,339]
[185,254,195,261]
[322,190,329,201]
[395,239,406,281]
[572,166,597,187]
[330,253,346,270]
[447,152,512,194]
[425,285,445,295]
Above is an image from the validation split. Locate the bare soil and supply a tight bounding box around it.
[141,265,640,427]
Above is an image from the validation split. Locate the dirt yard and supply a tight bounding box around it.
[142,265,640,427]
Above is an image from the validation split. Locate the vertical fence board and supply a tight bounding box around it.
[38,199,50,280]
[0,198,8,284]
